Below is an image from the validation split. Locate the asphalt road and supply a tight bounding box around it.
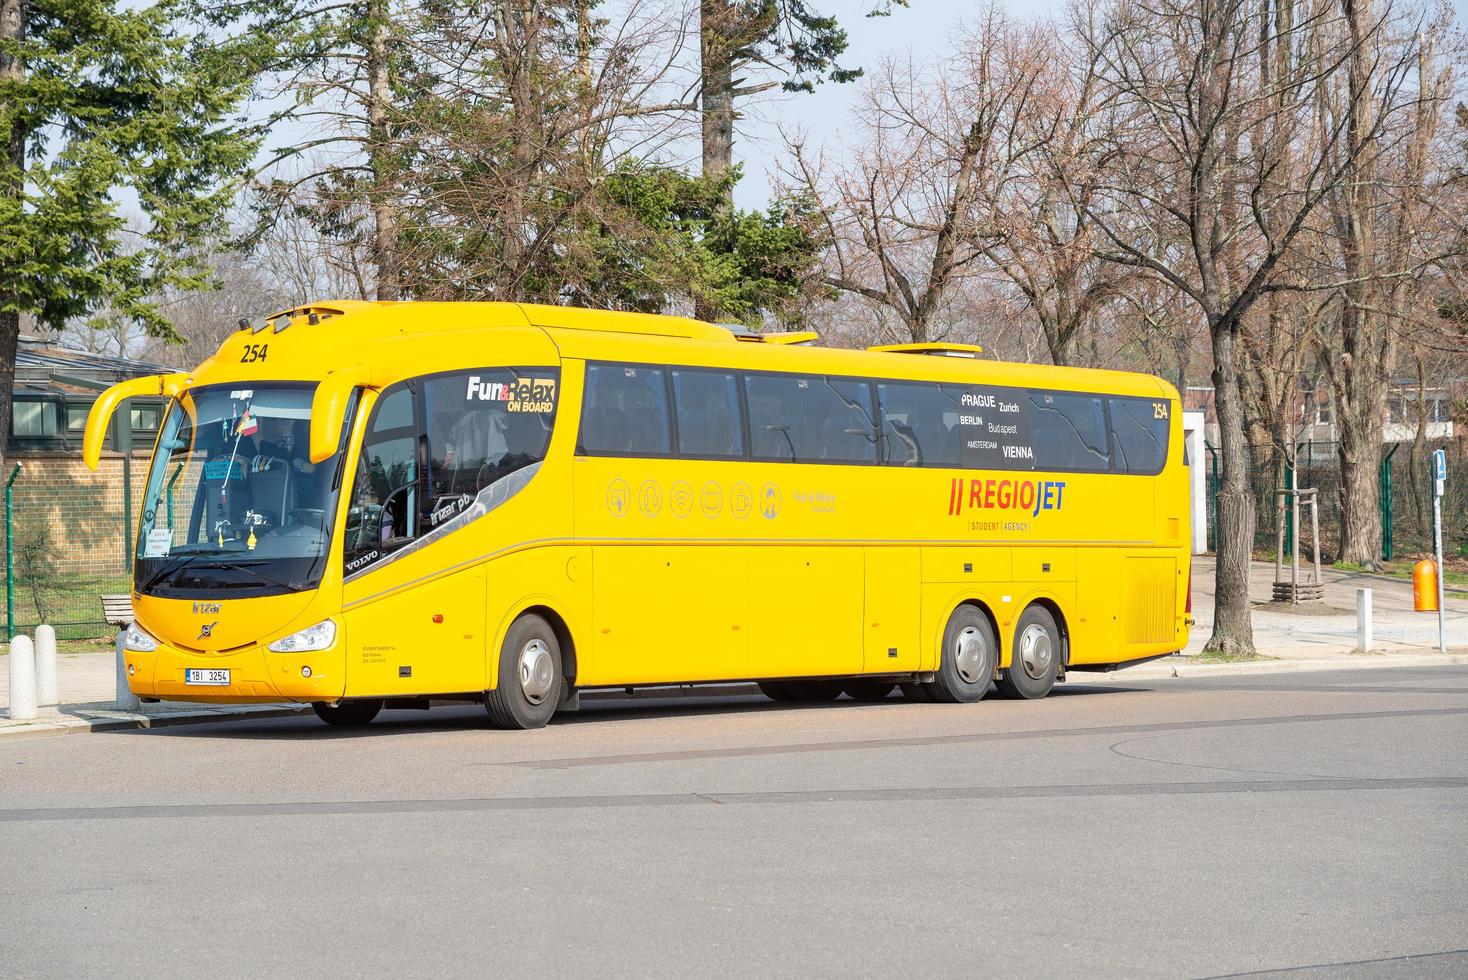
[2,666,1466,979]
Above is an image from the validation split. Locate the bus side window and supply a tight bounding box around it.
[1109,397,1170,474]
[878,382,962,467]
[746,374,876,464]
[344,382,420,572]
[1027,391,1111,472]
[672,369,745,459]
[579,364,671,457]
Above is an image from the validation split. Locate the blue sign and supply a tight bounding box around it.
[1432,449,1447,482]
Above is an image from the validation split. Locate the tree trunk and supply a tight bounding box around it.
[699,0,734,202]
[0,0,26,476]
[366,0,399,302]
[1206,324,1257,656]
[695,0,735,322]
[1337,389,1384,567]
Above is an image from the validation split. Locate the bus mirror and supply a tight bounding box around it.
[309,366,371,464]
[83,373,189,471]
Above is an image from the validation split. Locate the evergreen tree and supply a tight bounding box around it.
[695,0,906,318]
[0,0,256,469]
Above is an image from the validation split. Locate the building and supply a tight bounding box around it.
[3,336,174,638]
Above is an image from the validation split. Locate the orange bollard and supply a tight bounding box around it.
[1413,559,1439,612]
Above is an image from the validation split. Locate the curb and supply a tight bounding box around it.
[1067,652,1468,683]
[0,705,310,742]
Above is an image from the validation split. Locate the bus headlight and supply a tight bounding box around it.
[268,619,337,653]
[124,622,159,652]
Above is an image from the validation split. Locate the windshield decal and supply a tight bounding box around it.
[143,528,172,558]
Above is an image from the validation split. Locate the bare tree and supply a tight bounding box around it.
[780,9,1043,344]
[1080,0,1416,654]
[972,7,1138,366]
[1312,0,1452,569]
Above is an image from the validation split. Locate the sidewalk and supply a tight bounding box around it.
[0,649,307,740]
[2,557,1464,738]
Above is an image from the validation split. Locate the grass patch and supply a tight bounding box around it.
[1186,651,1276,664]
[2,572,132,641]
[1333,560,1468,588]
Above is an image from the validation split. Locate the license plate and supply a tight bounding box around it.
[184,668,231,686]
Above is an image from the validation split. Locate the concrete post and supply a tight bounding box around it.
[34,624,57,707]
[1356,588,1373,653]
[115,629,141,712]
[8,634,37,721]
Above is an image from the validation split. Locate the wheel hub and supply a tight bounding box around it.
[953,625,988,684]
[1019,623,1053,679]
[518,638,555,705]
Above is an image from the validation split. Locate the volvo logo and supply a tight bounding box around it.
[197,622,218,640]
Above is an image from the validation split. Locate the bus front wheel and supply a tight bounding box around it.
[312,699,382,727]
[995,605,1061,700]
[486,613,563,730]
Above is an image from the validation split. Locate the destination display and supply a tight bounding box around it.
[956,385,1036,470]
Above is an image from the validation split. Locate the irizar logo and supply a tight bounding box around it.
[192,602,221,614]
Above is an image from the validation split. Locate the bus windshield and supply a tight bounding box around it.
[133,383,357,597]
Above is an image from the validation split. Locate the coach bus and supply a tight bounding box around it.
[84,301,1190,729]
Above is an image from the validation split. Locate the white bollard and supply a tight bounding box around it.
[1356,587,1373,653]
[8,634,37,721]
[115,628,140,712]
[35,624,57,707]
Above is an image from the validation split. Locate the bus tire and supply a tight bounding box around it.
[844,681,896,701]
[996,604,1061,700]
[927,604,997,703]
[312,699,382,727]
[486,613,563,730]
[759,680,843,702]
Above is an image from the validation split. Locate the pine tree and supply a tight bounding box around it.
[695,1,906,319]
[0,0,256,470]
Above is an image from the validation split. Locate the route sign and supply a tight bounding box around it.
[1432,449,1447,483]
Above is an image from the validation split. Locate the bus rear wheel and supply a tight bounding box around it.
[995,605,1061,700]
[759,680,843,703]
[924,605,997,703]
[312,699,382,727]
[485,613,563,730]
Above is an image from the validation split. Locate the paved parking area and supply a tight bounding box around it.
[2,665,1464,978]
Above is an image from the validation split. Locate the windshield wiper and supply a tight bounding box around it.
[140,549,215,592]
[197,559,300,591]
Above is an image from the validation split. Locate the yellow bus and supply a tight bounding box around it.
[85,301,1190,729]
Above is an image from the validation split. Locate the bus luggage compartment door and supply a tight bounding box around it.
[863,547,920,672]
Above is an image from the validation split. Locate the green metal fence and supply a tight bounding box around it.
[2,453,140,641]
[1203,439,1466,562]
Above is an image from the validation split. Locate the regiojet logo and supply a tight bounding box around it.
[946,477,1067,517]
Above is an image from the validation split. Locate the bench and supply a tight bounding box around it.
[101,593,134,629]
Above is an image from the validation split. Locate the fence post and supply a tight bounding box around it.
[1205,443,1219,552]
[166,462,183,529]
[1380,445,1397,562]
[1283,457,1295,557]
[5,462,20,641]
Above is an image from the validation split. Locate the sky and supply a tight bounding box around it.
[247,0,1468,213]
[727,0,1468,209]
[728,0,1065,208]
